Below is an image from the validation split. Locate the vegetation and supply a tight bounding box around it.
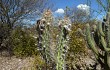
[79,1,110,70]
[11,27,37,57]
[1,0,110,70]
[68,23,87,55]
[65,23,88,69]
[84,13,110,70]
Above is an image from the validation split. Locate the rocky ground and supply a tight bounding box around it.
[0,50,101,70]
[0,56,35,70]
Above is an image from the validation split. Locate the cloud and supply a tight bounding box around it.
[55,8,64,14]
[77,4,90,16]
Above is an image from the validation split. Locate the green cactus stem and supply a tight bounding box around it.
[85,21,110,69]
[97,21,110,52]
[97,21,105,37]
[85,24,99,56]
[56,18,70,70]
[56,27,66,70]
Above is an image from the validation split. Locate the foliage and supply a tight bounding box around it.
[66,23,88,69]
[11,27,37,57]
[33,55,56,70]
[68,23,87,55]
[0,0,50,29]
[0,23,13,56]
[0,23,10,39]
[33,55,46,70]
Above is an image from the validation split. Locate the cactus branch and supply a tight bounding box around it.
[85,24,99,56]
[97,21,105,37]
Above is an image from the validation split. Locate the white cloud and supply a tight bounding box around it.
[55,8,64,14]
[77,4,90,16]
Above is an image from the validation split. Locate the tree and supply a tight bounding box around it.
[0,0,52,56]
[0,0,51,29]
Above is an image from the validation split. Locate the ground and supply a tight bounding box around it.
[0,50,101,70]
[0,56,35,70]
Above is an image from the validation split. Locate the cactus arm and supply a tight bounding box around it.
[97,21,105,37]
[100,36,110,52]
[100,35,110,52]
[85,24,99,56]
[97,19,110,51]
[106,24,110,68]
[85,23,106,67]
[97,21,110,51]
[97,21,110,68]
[107,26,110,48]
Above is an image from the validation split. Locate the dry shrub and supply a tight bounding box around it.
[66,23,89,69]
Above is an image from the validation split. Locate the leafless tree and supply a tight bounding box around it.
[0,0,52,56]
[0,0,51,28]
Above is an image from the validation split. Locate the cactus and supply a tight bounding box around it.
[56,27,67,70]
[36,9,54,69]
[76,9,110,69]
[42,23,53,65]
[36,10,72,70]
[56,17,71,70]
[84,11,110,69]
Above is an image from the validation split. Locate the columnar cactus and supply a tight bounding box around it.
[41,9,53,62]
[84,11,110,69]
[37,9,73,69]
[36,9,54,68]
[56,16,71,70]
[56,27,67,70]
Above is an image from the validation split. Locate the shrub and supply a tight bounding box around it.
[66,23,88,69]
[68,23,87,55]
[33,55,46,69]
[11,27,37,57]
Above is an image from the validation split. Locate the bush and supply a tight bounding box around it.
[68,23,87,55]
[66,23,88,69]
[11,27,37,57]
[33,55,46,69]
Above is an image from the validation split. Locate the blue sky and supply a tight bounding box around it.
[53,0,97,10]
[28,0,106,24]
[52,0,105,19]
